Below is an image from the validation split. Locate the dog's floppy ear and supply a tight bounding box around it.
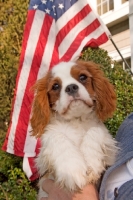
[77,60,116,121]
[30,72,51,138]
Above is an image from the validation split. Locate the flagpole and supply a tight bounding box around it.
[109,36,133,76]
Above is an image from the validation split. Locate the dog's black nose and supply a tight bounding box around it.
[65,84,79,95]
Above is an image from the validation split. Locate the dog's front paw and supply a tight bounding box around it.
[55,159,88,191]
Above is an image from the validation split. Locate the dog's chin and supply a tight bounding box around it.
[61,100,94,120]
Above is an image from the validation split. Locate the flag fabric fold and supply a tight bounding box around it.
[2,0,110,180]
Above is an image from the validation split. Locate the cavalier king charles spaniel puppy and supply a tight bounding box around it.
[31,60,118,199]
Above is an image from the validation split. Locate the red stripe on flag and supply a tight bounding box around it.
[28,157,39,181]
[86,32,109,47]
[13,14,53,156]
[49,43,59,68]
[2,11,35,152]
[60,19,101,61]
[56,5,92,47]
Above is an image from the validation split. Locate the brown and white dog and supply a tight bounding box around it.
[31,60,118,199]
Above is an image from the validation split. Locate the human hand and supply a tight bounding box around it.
[72,184,99,200]
[40,179,99,200]
[40,179,72,200]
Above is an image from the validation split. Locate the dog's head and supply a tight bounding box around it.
[31,60,116,137]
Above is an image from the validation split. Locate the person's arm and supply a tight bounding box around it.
[40,179,99,200]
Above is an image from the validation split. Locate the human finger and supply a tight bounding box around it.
[42,179,54,194]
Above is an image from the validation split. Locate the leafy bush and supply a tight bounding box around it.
[0,168,36,200]
[0,0,29,131]
[0,0,133,199]
[0,0,37,199]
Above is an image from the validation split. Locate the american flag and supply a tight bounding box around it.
[2,0,111,180]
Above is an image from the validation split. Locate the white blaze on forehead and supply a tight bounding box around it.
[51,61,76,82]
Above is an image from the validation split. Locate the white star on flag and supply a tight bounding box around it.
[58,3,64,9]
[52,5,55,10]
[41,0,47,4]
[45,8,50,14]
[33,4,38,9]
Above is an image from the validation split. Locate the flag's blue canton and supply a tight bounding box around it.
[29,0,78,21]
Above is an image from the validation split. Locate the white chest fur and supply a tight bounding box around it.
[36,115,117,199]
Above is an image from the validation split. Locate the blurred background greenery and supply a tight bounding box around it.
[0,0,37,199]
[0,0,133,199]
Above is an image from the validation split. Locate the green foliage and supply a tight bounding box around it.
[0,0,37,199]
[0,0,133,199]
[0,0,29,130]
[0,168,36,200]
[81,47,133,136]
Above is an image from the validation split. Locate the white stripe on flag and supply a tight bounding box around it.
[37,20,56,79]
[58,11,96,58]
[56,0,87,33]
[7,10,46,153]
[23,157,32,179]
[88,2,111,36]
[71,26,107,61]
[23,123,37,157]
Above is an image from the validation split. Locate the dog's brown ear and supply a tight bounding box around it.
[30,72,51,138]
[93,70,116,121]
[77,60,116,121]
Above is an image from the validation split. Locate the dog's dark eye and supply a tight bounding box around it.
[52,83,60,90]
[79,74,87,83]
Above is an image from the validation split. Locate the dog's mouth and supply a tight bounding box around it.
[70,99,93,107]
[61,98,94,116]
